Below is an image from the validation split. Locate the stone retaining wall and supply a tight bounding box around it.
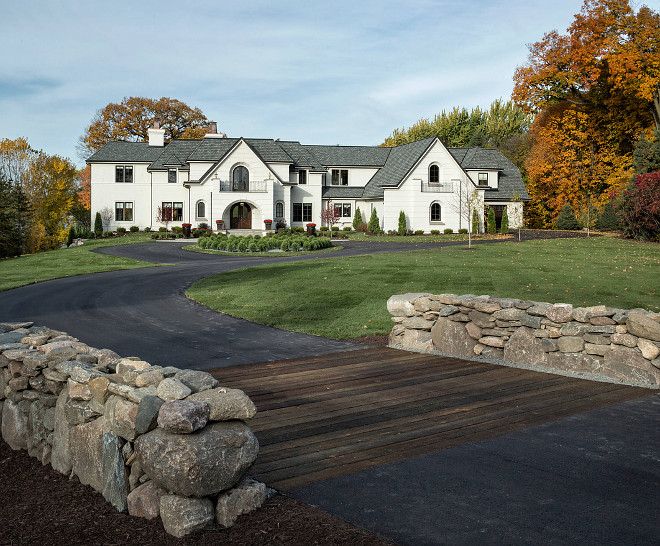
[388,293,660,387]
[0,323,267,537]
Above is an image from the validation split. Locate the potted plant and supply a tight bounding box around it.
[216,219,224,231]
[264,219,273,230]
[306,222,316,236]
[181,223,192,238]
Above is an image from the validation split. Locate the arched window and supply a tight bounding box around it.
[429,164,439,184]
[232,166,249,191]
[276,201,284,217]
[430,202,441,222]
[196,201,206,219]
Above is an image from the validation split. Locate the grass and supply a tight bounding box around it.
[336,231,511,243]
[183,245,343,257]
[187,237,660,339]
[0,233,157,292]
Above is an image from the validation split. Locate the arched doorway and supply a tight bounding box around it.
[230,203,252,229]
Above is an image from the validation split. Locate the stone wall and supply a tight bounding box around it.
[0,322,268,538]
[388,293,660,387]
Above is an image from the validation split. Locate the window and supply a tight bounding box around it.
[293,203,312,222]
[478,173,489,186]
[115,166,133,183]
[168,169,177,183]
[232,166,249,191]
[115,202,133,221]
[430,202,441,222]
[331,169,348,185]
[429,164,439,184]
[196,201,206,219]
[333,203,352,218]
[276,202,284,218]
[298,170,307,184]
[162,201,183,221]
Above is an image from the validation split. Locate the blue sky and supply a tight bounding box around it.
[1,0,588,166]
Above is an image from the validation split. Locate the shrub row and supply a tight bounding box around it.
[197,232,333,253]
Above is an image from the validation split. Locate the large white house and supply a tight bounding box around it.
[88,123,529,233]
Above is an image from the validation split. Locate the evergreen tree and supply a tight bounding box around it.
[352,207,363,231]
[94,211,103,237]
[0,174,31,258]
[367,208,380,233]
[633,129,660,175]
[471,209,480,233]
[486,207,496,233]
[556,202,580,230]
[398,210,407,235]
[596,201,620,231]
[501,208,509,234]
[67,226,75,247]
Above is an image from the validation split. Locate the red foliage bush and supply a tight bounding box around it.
[616,172,660,241]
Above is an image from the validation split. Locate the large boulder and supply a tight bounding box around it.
[602,346,660,385]
[157,400,210,433]
[431,317,476,357]
[503,327,548,368]
[387,293,431,317]
[160,495,215,538]
[174,370,218,393]
[1,399,29,450]
[127,480,167,519]
[71,417,105,492]
[186,388,256,421]
[135,421,259,497]
[51,387,75,474]
[102,431,129,512]
[216,478,268,528]
[627,312,660,342]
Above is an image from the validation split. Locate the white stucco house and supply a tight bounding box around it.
[87,123,529,233]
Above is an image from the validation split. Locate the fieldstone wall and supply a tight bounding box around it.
[388,293,660,387]
[0,322,268,538]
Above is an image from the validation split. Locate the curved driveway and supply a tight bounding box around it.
[0,232,580,370]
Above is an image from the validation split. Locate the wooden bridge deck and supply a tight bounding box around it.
[208,347,652,491]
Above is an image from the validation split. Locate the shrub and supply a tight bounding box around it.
[458,228,468,234]
[103,231,114,238]
[615,172,660,241]
[171,226,183,234]
[398,211,407,235]
[144,226,152,232]
[67,227,75,247]
[430,229,440,235]
[472,209,480,233]
[353,207,363,231]
[414,230,424,235]
[501,208,509,234]
[368,209,380,233]
[238,239,248,252]
[444,228,453,234]
[320,226,329,231]
[486,207,497,233]
[130,225,139,232]
[117,227,127,234]
[555,203,580,230]
[294,227,304,233]
[197,222,209,230]
[226,239,237,252]
[159,227,166,232]
[331,226,340,232]
[218,239,227,251]
[596,201,621,231]
[94,212,103,238]
[290,240,301,252]
[249,242,258,253]
[343,226,352,231]
[151,233,159,239]
[280,240,289,251]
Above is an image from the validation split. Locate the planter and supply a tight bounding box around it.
[264,219,273,231]
[216,220,224,231]
[306,223,316,236]
[181,223,192,238]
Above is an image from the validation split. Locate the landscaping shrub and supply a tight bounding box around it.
[615,172,660,241]
[430,229,440,235]
[94,212,103,238]
[67,227,75,247]
[353,207,363,231]
[331,226,339,232]
[294,227,304,233]
[398,211,407,235]
[368,209,380,233]
[249,242,258,252]
[414,230,424,235]
[320,226,329,232]
[343,226,352,231]
[458,228,468,234]
[290,240,301,252]
[218,239,227,251]
[486,207,496,233]
[280,240,290,251]
[596,201,621,231]
[197,222,209,230]
[237,239,248,252]
[501,209,509,234]
[159,227,167,233]
[444,228,453,234]
[472,209,480,233]
[103,231,114,238]
[116,227,127,234]
[555,203,580,230]
[130,225,139,232]
[144,226,152,232]
[171,226,183,234]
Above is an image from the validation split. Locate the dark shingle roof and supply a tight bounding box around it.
[186,138,239,161]
[362,137,436,199]
[322,186,366,199]
[305,145,390,167]
[246,139,293,163]
[87,141,164,163]
[148,140,202,170]
[277,141,326,172]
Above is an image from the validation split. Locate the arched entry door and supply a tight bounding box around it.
[230,203,252,229]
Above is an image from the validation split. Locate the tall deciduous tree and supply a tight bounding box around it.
[513,0,660,226]
[79,97,212,157]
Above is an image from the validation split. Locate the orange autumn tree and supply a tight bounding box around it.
[512,0,660,227]
[78,165,91,210]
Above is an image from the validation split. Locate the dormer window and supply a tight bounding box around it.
[331,169,348,185]
[299,170,307,184]
[429,164,439,184]
[478,173,489,186]
[168,168,177,183]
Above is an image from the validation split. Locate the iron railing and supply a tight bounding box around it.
[218,180,268,193]
[421,181,453,193]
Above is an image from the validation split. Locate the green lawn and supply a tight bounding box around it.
[187,237,660,339]
[0,233,157,292]
[336,231,511,243]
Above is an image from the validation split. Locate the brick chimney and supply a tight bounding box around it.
[148,119,165,146]
[204,121,226,138]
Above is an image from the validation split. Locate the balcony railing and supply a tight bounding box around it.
[421,181,453,193]
[218,180,268,193]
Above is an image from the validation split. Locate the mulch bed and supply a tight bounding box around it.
[0,439,393,545]
[346,334,389,347]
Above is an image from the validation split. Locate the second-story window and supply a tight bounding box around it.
[168,169,177,183]
[429,164,439,184]
[299,170,307,184]
[233,166,249,191]
[115,165,133,183]
[478,173,489,186]
[331,169,348,185]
